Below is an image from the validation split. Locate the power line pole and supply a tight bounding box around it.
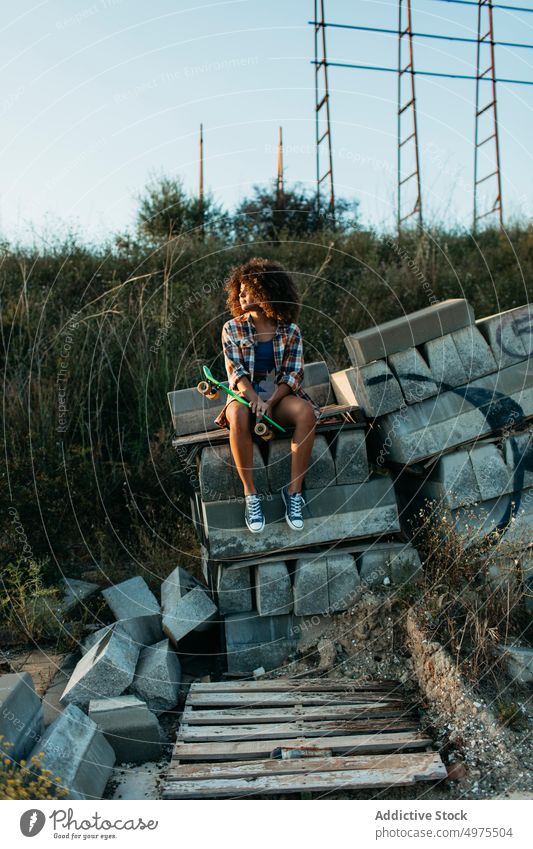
[397,0,423,233]
[314,0,335,225]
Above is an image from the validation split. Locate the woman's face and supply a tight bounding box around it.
[239,283,261,312]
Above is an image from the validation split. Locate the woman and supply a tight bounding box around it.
[214,257,321,533]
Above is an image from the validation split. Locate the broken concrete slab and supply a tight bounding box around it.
[334,429,369,485]
[0,672,44,763]
[217,564,252,614]
[476,304,532,368]
[29,703,115,800]
[102,576,160,621]
[370,358,533,466]
[162,586,218,645]
[201,476,400,561]
[60,627,140,708]
[88,695,162,764]
[129,639,181,714]
[293,558,329,616]
[388,348,439,404]
[344,299,475,367]
[330,362,404,418]
[255,562,293,616]
[198,442,268,500]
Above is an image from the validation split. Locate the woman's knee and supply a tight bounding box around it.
[227,402,252,431]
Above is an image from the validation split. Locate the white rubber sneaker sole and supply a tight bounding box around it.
[245,518,265,533]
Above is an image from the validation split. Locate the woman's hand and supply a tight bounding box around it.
[249,395,271,420]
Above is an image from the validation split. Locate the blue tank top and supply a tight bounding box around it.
[254,339,275,373]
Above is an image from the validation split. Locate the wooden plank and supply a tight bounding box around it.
[161,760,446,798]
[172,731,433,761]
[165,751,445,782]
[189,679,400,693]
[179,716,419,743]
[181,703,409,724]
[187,691,405,708]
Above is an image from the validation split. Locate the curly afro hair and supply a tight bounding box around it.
[224,257,301,323]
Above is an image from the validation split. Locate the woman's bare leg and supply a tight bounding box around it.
[226,401,256,495]
[272,396,317,493]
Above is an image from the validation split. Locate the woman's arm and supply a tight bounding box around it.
[275,323,304,392]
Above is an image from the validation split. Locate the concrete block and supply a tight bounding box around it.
[388,546,423,584]
[301,360,333,407]
[88,695,162,764]
[162,586,218,645]
[265,434,335,491]
[388,348,439,404]
[224,611,295,646]
[255,562,293,616]
[428,449,481,509]
[293,558,329,615]
[201,476,400,561]
[29,703,115,800]
[168,385,225,436]
[334,429,369,484]
[199,442,268,500]
[102,577,160,621]
[477,304,532,368]
[81,615,163,656]
[217,564,252,614]
[0,672,44,763]
[129,639,181,714]
[326,554,360,612]
[61,578,100,613]
[60,628,140,708]
[371,358,533,466]
[224,612,297,674]
[161,565,204,608]
[359,550,393,587]
[421,334,468,388]
[503,429,533,491]
[344,299,475,367]
[450,324,498,381]
[470,443,515,500]
[495,645,533,685]
[331,363,404,418]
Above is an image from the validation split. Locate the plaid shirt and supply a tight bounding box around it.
[213,312,321,429]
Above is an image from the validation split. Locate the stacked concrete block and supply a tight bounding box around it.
[199,442,268,500]
[358,543,422,587]
[0,673,44,763]
[129,639,181,714]
[29,703,115,800]
[217,563,253,614]
[293,554,360,615]
[255,562,293,615]
[81,614,163,656]
[88,696,162,764]
[60,627,141,708]
[395,427,533,544]
[224,612,298,675]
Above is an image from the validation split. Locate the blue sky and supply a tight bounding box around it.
[0,0,531,243]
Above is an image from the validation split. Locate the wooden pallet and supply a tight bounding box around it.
[162,679,447,798]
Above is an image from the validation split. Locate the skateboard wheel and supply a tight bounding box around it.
[197,380,219,400]
[254,422,273,440]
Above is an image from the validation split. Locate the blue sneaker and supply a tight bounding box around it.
[244,493,265,533]
[281,484,306,531]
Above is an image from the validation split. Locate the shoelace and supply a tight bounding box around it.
[246,495,263,520]
[287,491,304,519]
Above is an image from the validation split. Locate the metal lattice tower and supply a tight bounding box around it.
[397,0,423,232]
[473,0,503,231]
[314,0,335,221]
